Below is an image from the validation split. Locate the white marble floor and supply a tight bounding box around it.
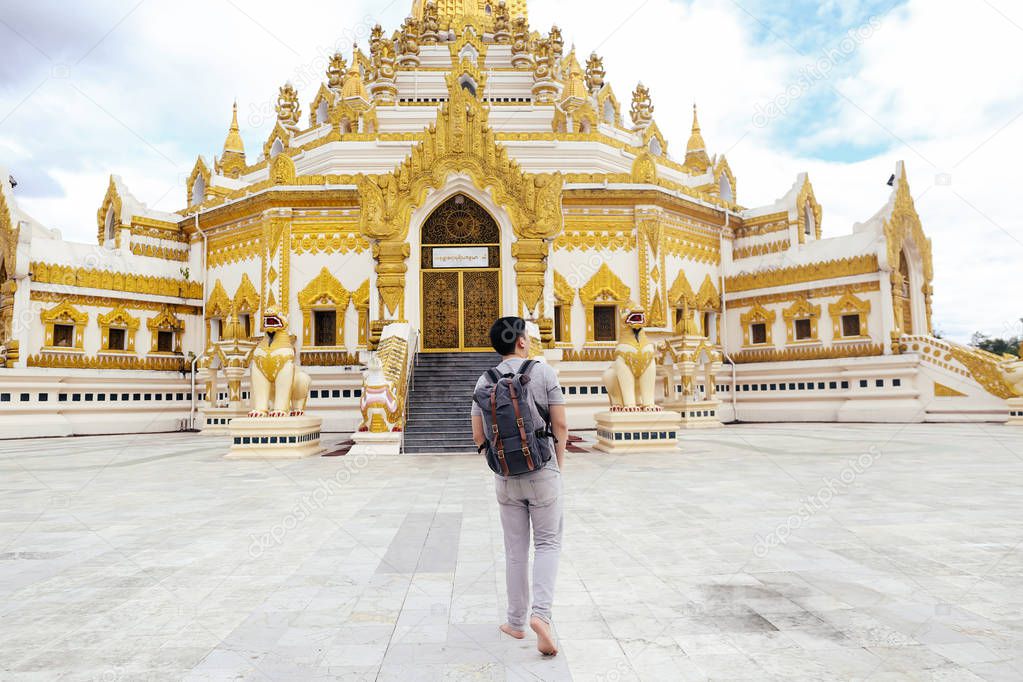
[1,423,1022,681]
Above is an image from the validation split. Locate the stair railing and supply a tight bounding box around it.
[900,334,1016,399]
[399,329,421,454]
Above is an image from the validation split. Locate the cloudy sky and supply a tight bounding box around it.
[1,0,1020,342]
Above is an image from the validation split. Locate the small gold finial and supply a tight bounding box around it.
[223,101,244,154]
[683,102,711,174]
[218,101,247,178]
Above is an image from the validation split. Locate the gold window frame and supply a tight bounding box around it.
[298,267,350,349]
[41,300,88,353]
[579,263,631,345]
[783,297,822,344]
[148,305,184,355]
[552,271,575,346]
[829,290,871,340]
[740,302,776,347]
[98,306,140,353]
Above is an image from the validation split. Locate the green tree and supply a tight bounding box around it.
[970,332,1021,357]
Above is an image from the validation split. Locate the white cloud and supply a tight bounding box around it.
[0,0,1019,342]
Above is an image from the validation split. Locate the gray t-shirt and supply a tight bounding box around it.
[471,357,565,474]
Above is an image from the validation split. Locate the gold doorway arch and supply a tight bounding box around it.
[420,194,501,351]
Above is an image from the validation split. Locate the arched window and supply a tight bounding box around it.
[459,44,479,66]
[316,99,329,126]
[190,175,206,208]
[269,138,284,160]
[719,175,733,203]
[804,201,816,240]
[104,206,117,242]
[648,137,662,156]
[603,100,615,124]
[459,75,477,97]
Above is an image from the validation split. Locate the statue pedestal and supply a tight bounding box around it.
[199,406,249,434]
[225,416,324,460]
[349,430,403,456]
[1008,398,1023,426]
[594,410,683,454]
[663,398,724,429]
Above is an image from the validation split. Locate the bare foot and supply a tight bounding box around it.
[499,623,525,639]
[530,616,558,656]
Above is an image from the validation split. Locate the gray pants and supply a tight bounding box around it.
[495,467,563,629]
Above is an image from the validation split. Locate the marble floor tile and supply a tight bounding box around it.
[1,424,1021,680]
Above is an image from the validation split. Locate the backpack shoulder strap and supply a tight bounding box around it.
[517,359,537,377]
[484,367,502,384]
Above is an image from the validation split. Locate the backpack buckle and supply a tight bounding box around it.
[522,446,531,458]
[516,417,524,428]
[491,425,499,434]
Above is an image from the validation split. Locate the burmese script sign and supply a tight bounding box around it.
[432,247,490,269]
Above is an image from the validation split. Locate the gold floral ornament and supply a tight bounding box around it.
[630,83,653,129]
[585,52,605,93]
[276,82,302,131]
[397,16,421,67]
[327,52,347,90]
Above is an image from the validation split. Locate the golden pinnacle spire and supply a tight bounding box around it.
[683,103,711,174]
[219,101,247,178]
[560,51,587,112]
[223,101,245,154]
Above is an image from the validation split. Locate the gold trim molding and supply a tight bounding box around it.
[724,255,879,293]
[31,262,203,299]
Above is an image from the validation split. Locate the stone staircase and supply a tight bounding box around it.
[403,352,502,454]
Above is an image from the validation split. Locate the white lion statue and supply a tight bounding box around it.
[248,308,312,417]
[602,303,661,412]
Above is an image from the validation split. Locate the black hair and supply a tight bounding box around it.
[489,317,526,356]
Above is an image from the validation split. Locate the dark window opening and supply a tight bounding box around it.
[593,305,617,342]
[108,328,126,351]
[750,323,767,345]
[314,310,337,347]
[53,324,74,348]
[554,305,563,343]
[841,314,862,338]
[794,319,813,341]
[157,330,175,353]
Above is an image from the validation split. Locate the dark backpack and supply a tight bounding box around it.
[474,359,553,476]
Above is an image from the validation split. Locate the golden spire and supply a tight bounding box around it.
[219,101,247,178]
[223,101,245,154]
[342,60,369,110]
[560,51,587,112]
[683,103,711,174]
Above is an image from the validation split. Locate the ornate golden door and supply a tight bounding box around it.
[421,195,501,351]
